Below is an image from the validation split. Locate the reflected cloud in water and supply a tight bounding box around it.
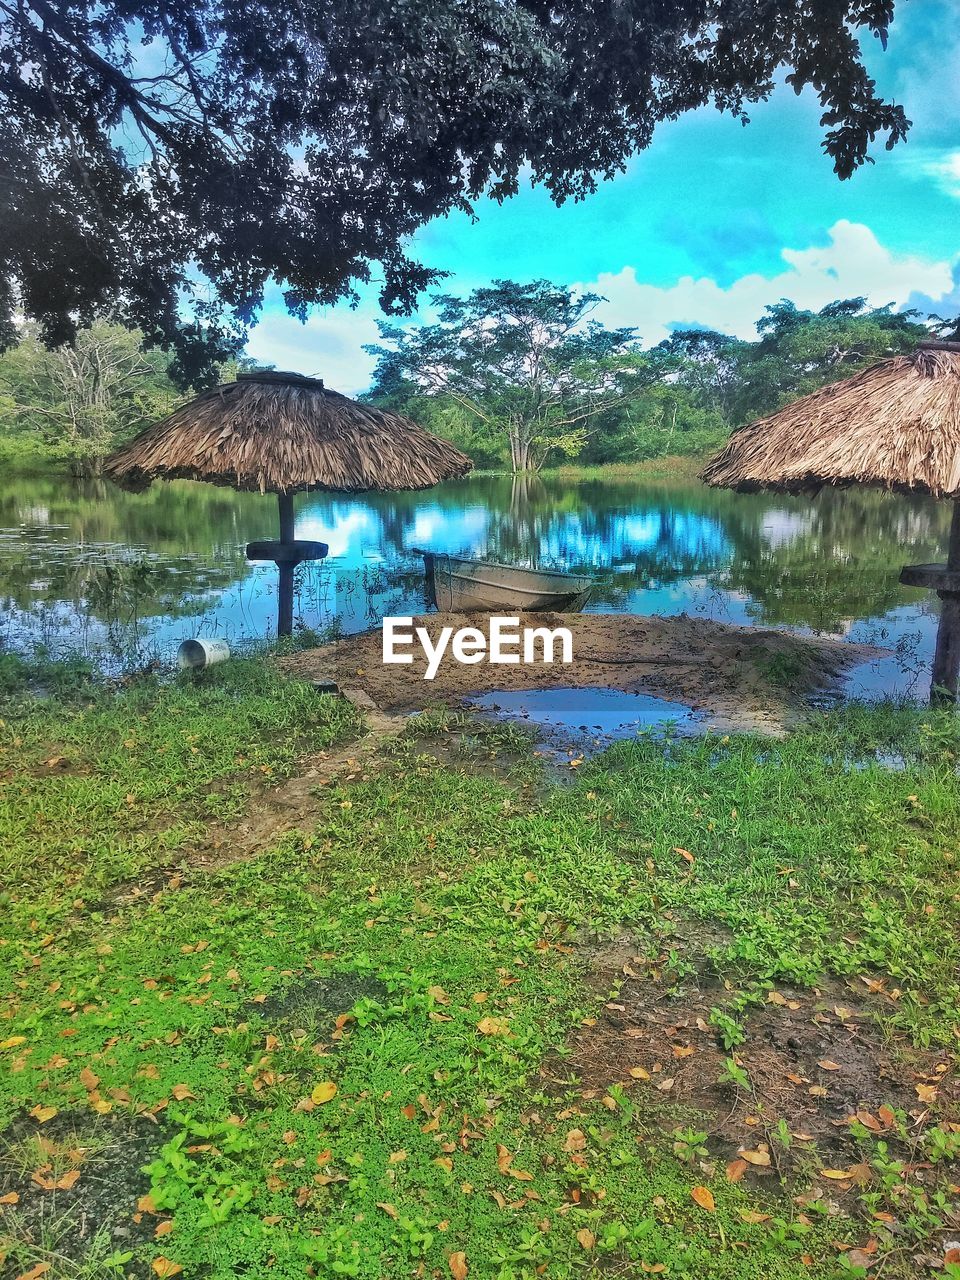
[0,470,947,698]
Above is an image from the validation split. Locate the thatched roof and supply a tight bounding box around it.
[105,370,473,494]
[701,342,960,500]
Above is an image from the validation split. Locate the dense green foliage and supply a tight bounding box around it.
[367,281,640,471]
[369,290,927,471]
[1,0,909,380]
[2,664,960,1278]
[0,293,928,473]
[0,324,240,472]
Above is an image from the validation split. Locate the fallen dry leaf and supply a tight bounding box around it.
[151,1259,183,1279]
[739,1210,771,1224]
[739,1149,771,1167]
[846,1248,876,1269]
[449,1251,468,1280]
[310,1081,338,1105]
[476,1017,510,1037]
[576,1228,596,1250]
[725,1159,748,1183]
[855,1110,883,1133]
[691,1185,715,1212]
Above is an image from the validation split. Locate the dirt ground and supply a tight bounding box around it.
[541,920,960,1241]
[281,612,884,733]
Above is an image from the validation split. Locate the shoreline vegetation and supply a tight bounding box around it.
[0,295,932,478]
[0,451,710,485]
[2,655,960,1279]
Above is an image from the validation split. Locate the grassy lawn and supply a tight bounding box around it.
[2,659,960,1280]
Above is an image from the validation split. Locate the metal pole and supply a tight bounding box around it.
[931,501,960,704]
[277,491,295,638]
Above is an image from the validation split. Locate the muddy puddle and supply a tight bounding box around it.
[467,686,707,757]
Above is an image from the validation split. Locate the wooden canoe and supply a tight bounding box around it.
[418,551,594,612]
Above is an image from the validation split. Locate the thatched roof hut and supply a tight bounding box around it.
[105,370,473,495]
[700,340,960,703]
[105,369,473,637]
[701,343,960,499]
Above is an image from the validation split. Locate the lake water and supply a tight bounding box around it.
[0,469,949,700]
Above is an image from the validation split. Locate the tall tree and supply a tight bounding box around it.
[0,323,186,472]
[1,0,909,382]
[728,297,926,422]
[653,329,748,426]
[367,280,639,471]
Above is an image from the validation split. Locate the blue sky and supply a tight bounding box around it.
[245,0,960,392]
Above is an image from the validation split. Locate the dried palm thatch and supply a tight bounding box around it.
[105,370,473,494]
[701,343,960,499]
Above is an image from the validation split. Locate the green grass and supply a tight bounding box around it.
[2,664,960,1279]
[545,455,710,481]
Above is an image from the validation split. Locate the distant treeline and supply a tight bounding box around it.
[364,281,935,471]
[0,284,941,474]
[0,325,239,476]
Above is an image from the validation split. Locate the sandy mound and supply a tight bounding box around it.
[281,613,884,734]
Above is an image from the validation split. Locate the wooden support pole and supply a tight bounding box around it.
[278,490,295,542]
[930,501,960,705]
[277,491,296,638]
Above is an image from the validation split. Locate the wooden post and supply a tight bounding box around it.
[931,501,960,705]
[277,491,295,638]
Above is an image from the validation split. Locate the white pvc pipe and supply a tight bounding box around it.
[177,638,230,669]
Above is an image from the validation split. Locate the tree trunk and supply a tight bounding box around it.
[931,500,960,704]
[69,455,104,479]
[277,491,296,638]
[508,426,521,473]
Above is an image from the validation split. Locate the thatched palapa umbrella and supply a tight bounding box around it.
[105,370,473,636]
[701,340,960,704]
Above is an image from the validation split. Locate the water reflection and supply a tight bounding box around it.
[0,469,948,697]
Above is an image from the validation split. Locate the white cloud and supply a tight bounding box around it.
[578,220,955,344]
[243,299,383,395]
[892,142,960,201]
[920,150,960,199]
[243,221,957,393]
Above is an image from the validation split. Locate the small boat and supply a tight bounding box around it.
[417,550,594,612]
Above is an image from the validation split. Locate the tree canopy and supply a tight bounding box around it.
[367,280,640,470]
[1,0,909,382]
[368,290,928,470]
